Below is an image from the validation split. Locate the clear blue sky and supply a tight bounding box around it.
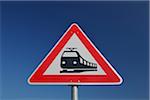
[1,1,149,100]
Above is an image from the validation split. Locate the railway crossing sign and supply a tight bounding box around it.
[28,23,123,85]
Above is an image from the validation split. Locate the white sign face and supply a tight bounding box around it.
[44,34,106,75]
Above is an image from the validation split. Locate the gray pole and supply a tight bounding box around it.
[71,85,78,100]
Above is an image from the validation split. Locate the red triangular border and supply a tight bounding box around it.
[28,23,123,85]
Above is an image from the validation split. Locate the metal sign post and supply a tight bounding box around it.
[71,85,78,100]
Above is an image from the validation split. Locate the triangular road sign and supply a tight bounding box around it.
[28,23,123,85]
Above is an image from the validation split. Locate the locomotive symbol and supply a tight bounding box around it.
[60,48,97,73]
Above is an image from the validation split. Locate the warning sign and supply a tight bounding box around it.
[28,23,123,85]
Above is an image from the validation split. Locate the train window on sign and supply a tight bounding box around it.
[84,60,86,65]
[62,52,78,57]
[92,64,94,67]
[87,62,89,66]
[80,57,83,64]
[90,63,92,66]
